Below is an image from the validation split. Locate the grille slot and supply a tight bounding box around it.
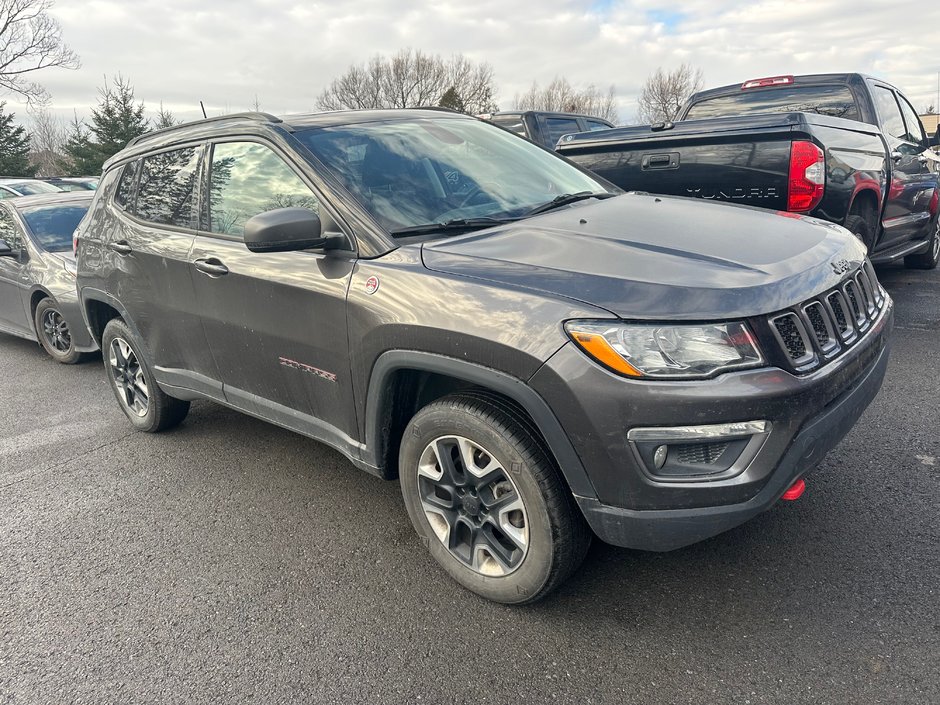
[826,291,851,338]
[675,442,730,465]
[855,271,876,315]
[804,302,836,352]
[844,280,864,325]
[772,313,812,364]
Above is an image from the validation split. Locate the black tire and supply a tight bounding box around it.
[904,214,940,270]
[844,214,875,252]
[101,318,190,432]
[33,297,83,364]
[399,392,591,604]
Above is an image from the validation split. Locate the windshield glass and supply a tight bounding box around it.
[8,181,63,195]
[685,85,860,121]
[21,203,90,251]
[296,117,611,233]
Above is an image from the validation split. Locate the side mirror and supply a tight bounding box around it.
[0,239,14,257]
[244,208,345,253]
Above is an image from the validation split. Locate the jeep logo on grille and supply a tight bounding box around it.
[831,258,852,275]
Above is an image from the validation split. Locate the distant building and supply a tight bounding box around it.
[920,113,939,139]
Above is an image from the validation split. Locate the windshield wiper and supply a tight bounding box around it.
[524,191,615,216]
[389,217,516,238]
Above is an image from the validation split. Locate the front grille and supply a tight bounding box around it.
[766,260,886,373]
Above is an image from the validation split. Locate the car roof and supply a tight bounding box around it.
[103,109,478,169]
[0,177,57,185]
[3,190,93,210]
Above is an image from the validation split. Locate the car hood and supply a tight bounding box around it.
[421,193,868,320]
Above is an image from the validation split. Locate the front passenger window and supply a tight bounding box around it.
[208,142,319,237]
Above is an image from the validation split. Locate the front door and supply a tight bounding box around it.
[189,139,359,447]
[871,83,935,249]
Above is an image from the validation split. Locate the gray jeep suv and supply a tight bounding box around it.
[76,110,893,603]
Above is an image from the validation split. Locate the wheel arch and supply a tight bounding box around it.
[81,289,134,347]
[363,350,597,500]
[27,286,54,330]
[847,188,880,225]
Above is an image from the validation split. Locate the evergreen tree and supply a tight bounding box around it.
[89,75,149,161]
[0,103,36,177]
[59,113,99,176]
[154,102,180,129]
[438,87,466,113]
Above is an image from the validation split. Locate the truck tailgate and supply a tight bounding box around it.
[557,114,810,212]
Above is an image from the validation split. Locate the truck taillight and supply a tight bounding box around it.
[73,232,79,256]
[788,141,825,213]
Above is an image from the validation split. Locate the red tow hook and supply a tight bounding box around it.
[781,478,806,501]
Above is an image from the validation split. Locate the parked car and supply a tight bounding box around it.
[76,110,892,603]
[557,73,940,270]
[479,110,613,148]
[0,191,96,363]
[0,178,64,199]
[42,177,99,191]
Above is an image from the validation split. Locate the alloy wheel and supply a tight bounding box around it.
[108,337,149,417]
[41,308,71,352]
[417,435,529,576]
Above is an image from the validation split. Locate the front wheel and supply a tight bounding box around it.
[399,392,591,604]
[904,215,940,270]
[101,318,190,432]
[34,298,83,364]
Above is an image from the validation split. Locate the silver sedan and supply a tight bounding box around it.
[0,191,96,363]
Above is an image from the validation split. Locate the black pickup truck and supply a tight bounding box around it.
[557,73,940,269]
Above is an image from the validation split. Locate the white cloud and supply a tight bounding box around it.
[7,0,940,126]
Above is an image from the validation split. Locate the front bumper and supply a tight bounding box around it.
[529,297,893,551]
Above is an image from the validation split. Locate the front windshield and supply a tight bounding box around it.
[9,181,63,195]
[296,117,611,233]
[21,203,90,252]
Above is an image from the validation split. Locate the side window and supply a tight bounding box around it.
[490,117,527,137]
[114,160,140,210]
[0,209,23,250]
[896,94,926,147]
[207,141,318,237]
[135,147,201,228]
[872,86,906,141]
[0,189,12,200]
[585,119,612,131]
[542,117,582,147]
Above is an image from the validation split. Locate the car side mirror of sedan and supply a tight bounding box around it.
[244,208,348,254]
[0,239,14,257]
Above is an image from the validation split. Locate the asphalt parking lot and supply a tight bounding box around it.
[1,264,938,705]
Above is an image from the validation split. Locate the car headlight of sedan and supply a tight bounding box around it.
[565,320,764,379]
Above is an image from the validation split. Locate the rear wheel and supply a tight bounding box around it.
[844,214,875,252]
[101,318,190,432]
[904,215,940,270]
[34,298,83,364]
[399,392,591,604]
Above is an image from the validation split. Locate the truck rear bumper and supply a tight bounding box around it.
[573,335,891,551]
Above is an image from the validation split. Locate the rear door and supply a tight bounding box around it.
[0,207,29,333]
[188,138,358,444]
[105,146,222,398]
[870,82,934,247]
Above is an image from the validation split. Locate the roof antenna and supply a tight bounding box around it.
[199,100,207,119]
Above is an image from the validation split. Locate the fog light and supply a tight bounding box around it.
[653,445,668,469]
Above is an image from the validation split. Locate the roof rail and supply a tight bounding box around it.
[128,111,283,147]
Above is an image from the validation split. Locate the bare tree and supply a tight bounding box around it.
[316,49,497,114]
[513,77,618,123]
[637,64,704,123]
[26,104,63,174]
[0,0,79,104]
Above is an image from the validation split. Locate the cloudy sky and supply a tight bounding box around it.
[10,0,940,125]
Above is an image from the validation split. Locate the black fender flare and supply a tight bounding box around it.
[363,350,598,499]
[80,287,149,351]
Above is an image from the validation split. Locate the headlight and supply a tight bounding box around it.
[565,320,764,379]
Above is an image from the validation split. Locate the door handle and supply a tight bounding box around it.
[109,240,132,255]
[193,257,229,277]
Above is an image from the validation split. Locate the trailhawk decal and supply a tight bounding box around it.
[278,357,337,383]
